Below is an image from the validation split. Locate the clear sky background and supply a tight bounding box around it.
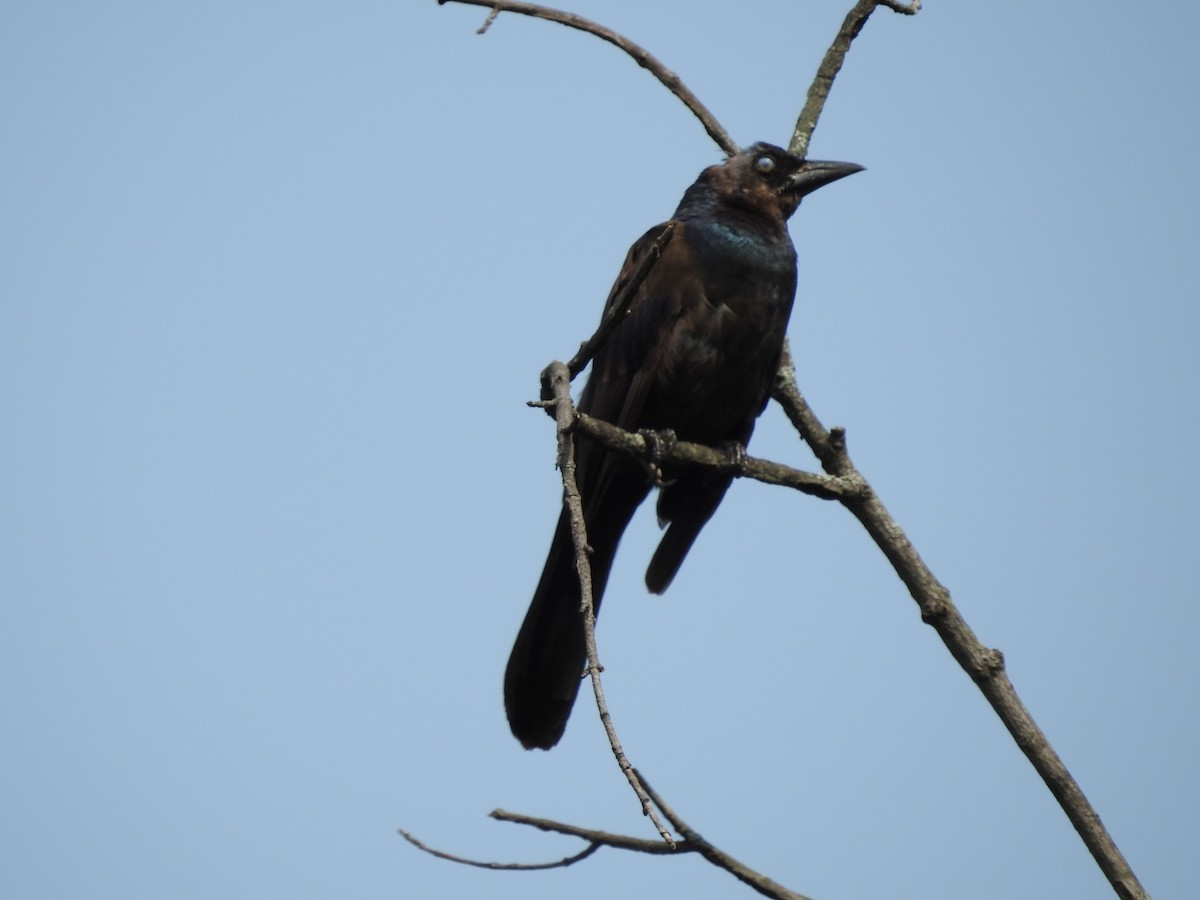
[3,2,1197,898]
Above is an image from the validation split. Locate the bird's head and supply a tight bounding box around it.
[686,142,863,223]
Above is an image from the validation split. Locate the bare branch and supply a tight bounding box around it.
[565,411,862,502]
[638,772,816,900]
[789,0,920,158]
[770,341,1149,900]
[397,826,601,870]
[475,4,501,33]
[542,361,676,847]
[440,1,1149,898]
[491,808,678,854]
[401,801,815,898]
[538,340,1151,898]
[438,0,738,154]
[495,796,816,900]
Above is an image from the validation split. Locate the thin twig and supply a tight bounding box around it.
[438,0,739,154]
[789,0,920,158]
[475,4,500,33]
[769,341,1148,900]
[542,361,676,847]
[498,792,815,900]
[638,772,815,900]
[397,827,601,870]
[491,809,679,854]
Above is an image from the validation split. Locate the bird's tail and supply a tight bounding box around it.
[504,462,647,749]
[645,469,733,594]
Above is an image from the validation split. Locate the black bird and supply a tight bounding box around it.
[504,142,862,750]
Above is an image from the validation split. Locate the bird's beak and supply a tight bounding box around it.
[787,160,864,197]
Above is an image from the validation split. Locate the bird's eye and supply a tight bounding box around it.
[755,155,776,174]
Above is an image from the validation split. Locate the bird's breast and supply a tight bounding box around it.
[686,215,797,280]
[647,220,798,440]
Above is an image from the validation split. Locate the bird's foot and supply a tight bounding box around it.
[719,440,749,476]
[638,428,677,487]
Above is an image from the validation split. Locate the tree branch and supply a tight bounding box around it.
[438,0,739,154]
[637,772,816,900]
[490,808,677,854]
[434,1,1150,897]
[534,408,862,502]
[541,360,676,847]
[397,826,602,870]
[525,343,1152,900]
[401,798,815,899]
[770,341,1148,900]
[789,0,920,158]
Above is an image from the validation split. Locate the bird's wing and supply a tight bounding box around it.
[570,221,709,529]
[580,220,704,430]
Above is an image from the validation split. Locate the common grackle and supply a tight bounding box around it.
[504,143,862,750]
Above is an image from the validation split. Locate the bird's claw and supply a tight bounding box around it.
[638,428,677,488]
[719,440,748,476]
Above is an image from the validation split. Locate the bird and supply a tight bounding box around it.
[504,142,863,750]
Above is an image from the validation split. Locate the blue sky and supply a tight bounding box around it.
[3,2,1197,898]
